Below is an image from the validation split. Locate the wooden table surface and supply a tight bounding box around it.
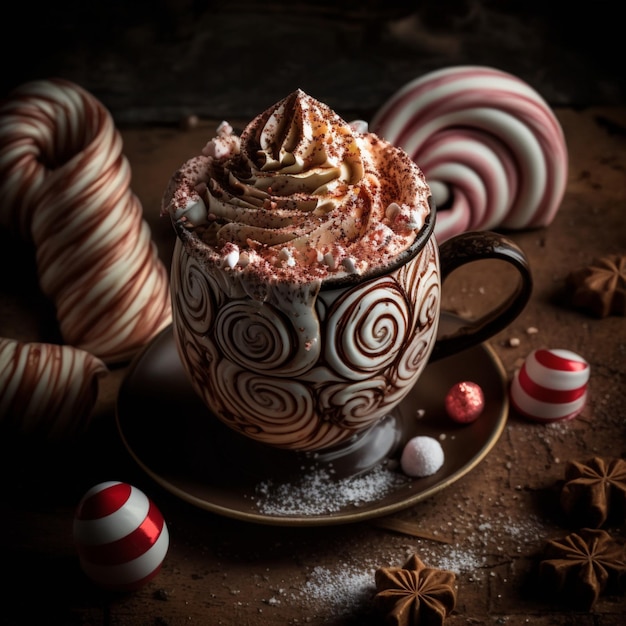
[1,106,625,626]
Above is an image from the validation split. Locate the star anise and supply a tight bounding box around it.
[566,254,626,318]
[538,528,626,610]
[374,554,456,626]
[561,457,626,527]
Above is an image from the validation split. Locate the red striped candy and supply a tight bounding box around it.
[73,481,169,591]
[510,349,590,422]
[370,66,568,243]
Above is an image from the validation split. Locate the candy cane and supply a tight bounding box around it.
[0,79,172,363]
[371,66,568,242]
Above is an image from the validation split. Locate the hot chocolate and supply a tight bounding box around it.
[162,90,531,455]
[161,89,432,293]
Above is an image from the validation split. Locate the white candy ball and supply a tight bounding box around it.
[400,436,445,477]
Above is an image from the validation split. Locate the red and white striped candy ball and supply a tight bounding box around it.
[510,349,590,422]
[73,481,169,591]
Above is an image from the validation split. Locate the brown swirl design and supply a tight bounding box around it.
[384,241,440,410]
[415,240,441,327]
[215,360,315,434]
[325,277,410,379]
[317,376,390,431]
[215,301,299,374]
[171,240,440,452]
[171,240,215,336]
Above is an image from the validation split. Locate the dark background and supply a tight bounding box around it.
[3,0,624,125]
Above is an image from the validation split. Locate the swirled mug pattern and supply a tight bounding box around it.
[171,236,440,452]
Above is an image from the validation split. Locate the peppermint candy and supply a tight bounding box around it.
[510,349,590,422]
[73,481,169,591]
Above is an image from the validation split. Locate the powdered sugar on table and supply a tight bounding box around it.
[253,465,409,516]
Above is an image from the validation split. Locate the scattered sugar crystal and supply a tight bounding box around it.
[254,465,408,516]
[286,504,553,618]
[434,547,487,575]
[295,564,376,618]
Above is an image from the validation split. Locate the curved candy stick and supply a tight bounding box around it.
[371,66,568,242]
[0,338,107,439]
[0,79,172,363]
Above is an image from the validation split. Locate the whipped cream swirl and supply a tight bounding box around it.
[162,89,432,288]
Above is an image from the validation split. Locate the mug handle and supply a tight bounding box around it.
[429,231,533,362]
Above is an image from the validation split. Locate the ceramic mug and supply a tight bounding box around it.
[169,211,531,454]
